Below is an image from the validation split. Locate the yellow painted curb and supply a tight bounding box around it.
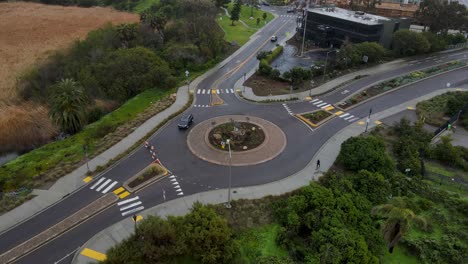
[113,187,125,195]
[83,176,93,183]
[81,248,107,261]
[324,106,335,111]
[358,121,365,125]
[295,114,318,127]
[133,215,143,222]
[236,89,241,92]
[374,120,383,125]
[407,106,415,110]
[211,89,217,94]
[305,96,312,101]
[118,191,130,199]
[334,111,344,116]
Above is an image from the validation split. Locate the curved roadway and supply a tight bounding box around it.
[1,6,467,264]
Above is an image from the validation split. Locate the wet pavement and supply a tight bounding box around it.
[271,44,327,73]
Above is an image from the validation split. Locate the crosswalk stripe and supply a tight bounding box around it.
[316,103,328,107]
[344,115,354,120]
[339,113,350,118]
[225,89,229,93]
[113,187,125,195]
[349,117,360,122]
[313,100,323,105]
[122,206,145,216]
[102,181,118,194]
[177,192,184,196]
[311,99,319,102]
[120,201,142,211]
[320,104,331,109]
[118,196,139,206]
[202,89,206,94]
[96,179,112,192]
[90,178,105,190]
[230,89,234,93]
[197,90,201,94]
[216,89,220,94]
[118,191,130,199]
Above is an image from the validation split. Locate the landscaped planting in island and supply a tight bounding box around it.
[339,61,466,109]
[301,110,332,124]
[208,122,265,151]
[127,164,166,189]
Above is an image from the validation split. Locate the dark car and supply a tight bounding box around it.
[270,36,278,42]
[178,113,194,129]
[262,1,270,6]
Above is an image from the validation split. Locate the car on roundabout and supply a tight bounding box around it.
[178,113,194,129]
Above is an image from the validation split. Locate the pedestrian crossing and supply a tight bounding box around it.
[117,196,144,217]
[280,15,295,18]
[282,103,293,115]
[310,98,360,123]
[90,177,119,194]
[169,175,184,196]
[193,104,210,108]
[196,88,235,95]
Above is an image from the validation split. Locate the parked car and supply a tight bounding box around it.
[270,36,278,42]
[178,113,194,129]
[287,8,295,13]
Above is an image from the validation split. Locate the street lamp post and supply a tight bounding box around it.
[243,72,246,92]
[322,49,339,82]
[185,70,190,92]
[225,139,232,208]
[365,107,373,133]
[83,145,90,172]
[300,4,309,57]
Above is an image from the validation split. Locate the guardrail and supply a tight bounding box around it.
[445,42,468,50]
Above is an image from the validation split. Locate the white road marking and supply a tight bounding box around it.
[121,206,145,216]
[216,89,220,94]
[90,178,105,190]
[202,89,206,94]
[349,117,360,122]
[313,100,323,105]
[102,181,118,194]
[225,89,229,93]
[197,90,201,94]
[96,179,112,192]
[311,99,319,102]
[320,104,331,109]
[344,115,354,120]
[316,102,328,107]
[120,201,142,211]
[177,192,184,196]
[230,89,234,93]
[340,113,350,118]
[118,196,140,206]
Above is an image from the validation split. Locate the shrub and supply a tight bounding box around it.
[94,123,117,138]
[87,107,104,124]
[258,59,272,76]
[393,29,430,56]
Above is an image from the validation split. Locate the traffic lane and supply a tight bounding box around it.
[15,205,125,264]
[347,68,468,122]
[0,185,105,254]
[323,51,468,103]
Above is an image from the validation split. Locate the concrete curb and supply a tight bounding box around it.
[72,87,468,264]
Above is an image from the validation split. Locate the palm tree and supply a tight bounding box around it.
[372,199,427,253]
[49,79,87,134]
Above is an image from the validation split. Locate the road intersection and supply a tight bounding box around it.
[0,6,467,264]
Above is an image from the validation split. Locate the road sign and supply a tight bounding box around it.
[446,82,451,88]
[185,70,189,77]
[362,55,368,63]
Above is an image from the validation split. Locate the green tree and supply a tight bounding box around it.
[282,67,311,89]
[184,203,238,264]
[230,0,242,26]
[350,170,391,205]
[392,30,430,56]
[262,12,267,21]
[372,199,427,253]
[49,79,88,134]
[338,136,395,177]
[416,0,468,34]
[212,0,230,8]
[256,17,261,26]
[116,23,139,49]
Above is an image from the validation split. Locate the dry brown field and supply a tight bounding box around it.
[0,2,139,100]
[0,2,138,154]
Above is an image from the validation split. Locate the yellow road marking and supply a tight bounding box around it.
[324,106,335,111]
[358,121,365,125]
[83,176,93,183]
[211,89,217,94]
[295,114,317,127]
[305,96,312,101]
[407,106,415,110]
[335,111,344,116]
[119,191,130,199]
[113,187,125,195]
[81,248,107,261]
[236,89,241,92]
[374,120,382,125]
[133,215,143,222]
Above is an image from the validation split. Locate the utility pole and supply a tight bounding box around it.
[225,139,232,208]
[365,107,373,133]
[300,3,309,57]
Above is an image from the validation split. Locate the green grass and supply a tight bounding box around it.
[426,161,456,177]
[133,0,159,13]
[0,88,171,190]
[235,224,291,263]
[227,3,274,28]
[382,246,420,264]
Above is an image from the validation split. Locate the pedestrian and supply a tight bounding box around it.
[316,159,320,170]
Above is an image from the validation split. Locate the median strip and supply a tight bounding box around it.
[0,194,117,263]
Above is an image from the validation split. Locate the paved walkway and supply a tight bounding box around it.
[73,87,468,264]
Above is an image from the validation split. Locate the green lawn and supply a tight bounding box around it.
[382,246,420,264]
[230,3,274,28]
[133,0,159,13]
[217,14,257,45]
[235,224,291,263]
[0,88,171,191]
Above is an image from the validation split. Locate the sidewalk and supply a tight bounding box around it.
[238,58,406,101]
[0,10,282,234]
[73,87,468,264]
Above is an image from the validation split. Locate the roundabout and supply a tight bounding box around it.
[187,115,287,166]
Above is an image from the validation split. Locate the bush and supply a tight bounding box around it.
[94,123,117,138]
[87,107,104,124]
[393,29,430,56]
[422,32,447,52]
[445,33,467,45]
[258,59,272,76]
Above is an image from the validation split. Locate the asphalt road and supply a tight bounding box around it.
[1,6,467,263]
